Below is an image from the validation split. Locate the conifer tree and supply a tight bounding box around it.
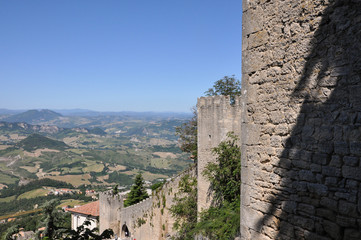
[124,173,149,207]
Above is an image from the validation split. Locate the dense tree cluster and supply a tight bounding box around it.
[204,75,241,97]
[0,213,42,236]
[203,132,241,205]
[0,194,92,216]
[0,178,74,198]
[105,171,133,185]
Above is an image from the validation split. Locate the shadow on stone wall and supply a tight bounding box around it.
[256,0,361,239]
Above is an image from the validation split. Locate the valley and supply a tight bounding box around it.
[0,110,192,198]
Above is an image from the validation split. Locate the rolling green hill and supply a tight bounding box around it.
[88,127,106,136]
[0,115,192,190]
[17,134,69,151]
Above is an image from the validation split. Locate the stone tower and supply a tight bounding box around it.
[241,0,361,239]
[197,95,242,212]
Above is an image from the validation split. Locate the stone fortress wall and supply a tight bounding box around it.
[99,95,242,239]
[241,0,361,239]
[99,1,361,238]
[99,166,196,240]
[197,95,242,212]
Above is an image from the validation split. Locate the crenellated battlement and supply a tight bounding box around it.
[99,191,124,234]
[99,165,196,240]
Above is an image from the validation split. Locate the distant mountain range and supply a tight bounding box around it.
[4,109,62,123]
[0,108,192,118]
[0,109,26,115]
[53,110,192,118]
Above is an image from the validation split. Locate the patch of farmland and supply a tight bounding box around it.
[83,161,104,172]
[44,174,91,187]
[108,165,127,171]
[20,165,38,173]
[17,188,48,199]
[0,172,18,184]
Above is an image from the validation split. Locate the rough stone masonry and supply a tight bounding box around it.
[241,0,361,239]
[197,95,242,212]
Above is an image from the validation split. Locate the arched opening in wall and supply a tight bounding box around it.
[121,224,130,238]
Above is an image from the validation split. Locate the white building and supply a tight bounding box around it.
[67,201,99,231]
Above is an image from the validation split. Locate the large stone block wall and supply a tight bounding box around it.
[197,95,242,212]
[99,166,196,240]
[119,196,154,239]
[241,0,361,239]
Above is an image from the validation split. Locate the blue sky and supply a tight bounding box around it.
[0,1,242,112]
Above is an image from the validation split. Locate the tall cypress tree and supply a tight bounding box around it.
[124,173,149,207]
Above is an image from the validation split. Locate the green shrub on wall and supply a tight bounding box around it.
[170,132,241,240]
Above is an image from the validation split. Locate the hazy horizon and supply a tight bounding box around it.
[0,107,193,114]
[0,105,197,114]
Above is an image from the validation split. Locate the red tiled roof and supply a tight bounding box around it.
[67,201,99,216]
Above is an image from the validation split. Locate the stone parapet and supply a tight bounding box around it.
[99,166,196,240]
